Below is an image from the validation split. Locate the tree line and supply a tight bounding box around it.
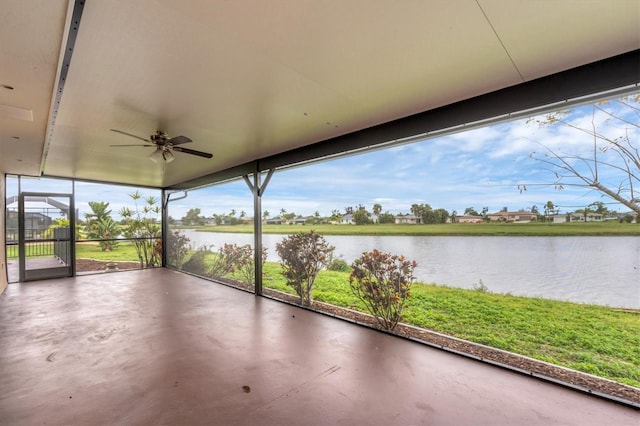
[171,197,636,227]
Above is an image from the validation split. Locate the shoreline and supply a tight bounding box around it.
[174,222,640,237]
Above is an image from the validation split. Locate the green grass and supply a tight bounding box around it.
[260,262,640,388]
[7,242,144,261]
[192,221,640,236]
[75,242,142,261]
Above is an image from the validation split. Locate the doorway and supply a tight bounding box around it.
[18,192,75,281]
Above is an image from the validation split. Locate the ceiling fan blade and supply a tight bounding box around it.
[110,128,150,142]
[172,146,213,158]
[109,144,155,147]
[168,135,192,146]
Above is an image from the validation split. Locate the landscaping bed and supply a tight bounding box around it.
[76,258,144,273]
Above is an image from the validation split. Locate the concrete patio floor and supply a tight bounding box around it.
[0,268,637,425]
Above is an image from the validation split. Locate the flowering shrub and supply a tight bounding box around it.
[205,243,246,278]
[166,230,190,269]
[209,243,267,285]
[275,230,334,306]
[237,245,268,285]
[349,249,417,331]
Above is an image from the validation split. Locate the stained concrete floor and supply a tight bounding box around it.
[0,268,637,425]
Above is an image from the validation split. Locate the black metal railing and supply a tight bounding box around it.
[6,239,56,258]
[6,231,162,273]
[53,227,70,265]
[5,226,70,263]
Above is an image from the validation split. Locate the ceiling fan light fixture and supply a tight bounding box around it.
[149,147,163,163]
[163,149,175,163]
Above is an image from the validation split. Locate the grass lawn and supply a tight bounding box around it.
[75,241,143,261]
[260,262,640,388]
[191,221,640,236]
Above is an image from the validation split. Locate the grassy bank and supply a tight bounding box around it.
[191,221,640,236]
[258,262,640,388]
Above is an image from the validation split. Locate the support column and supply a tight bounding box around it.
[162,190,189,268]
[244,164,274,296]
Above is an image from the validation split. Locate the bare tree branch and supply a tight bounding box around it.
[528,95,640,216]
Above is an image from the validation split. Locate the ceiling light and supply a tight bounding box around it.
[149,148,163,163]
[149,147,175,163]
[163,149,175,163]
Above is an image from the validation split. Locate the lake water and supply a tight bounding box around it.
[179,230,640,309]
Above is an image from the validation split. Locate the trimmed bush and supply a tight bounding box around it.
[349,249,417,331]
[275,230,334,306]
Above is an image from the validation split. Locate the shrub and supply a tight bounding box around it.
[166,230,190,269]
[327,257,350,272]
[182,246,211,276]
[349,249,417,331]
[237,245,268,285]
[209,243,245,278]
[472,279,489,292]
[275,230,335,306]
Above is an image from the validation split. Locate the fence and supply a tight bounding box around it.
[53,227,70,265]
[5,226,70,263]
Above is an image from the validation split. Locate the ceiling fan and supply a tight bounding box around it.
[109,129,213,163]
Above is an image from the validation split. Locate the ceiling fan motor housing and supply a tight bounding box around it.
[150,131,168,145]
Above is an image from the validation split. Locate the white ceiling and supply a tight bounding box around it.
[1,0,639,187]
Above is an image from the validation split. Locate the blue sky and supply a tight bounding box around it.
[8,93,638,220]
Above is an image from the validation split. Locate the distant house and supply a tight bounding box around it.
[552,214,568,223]
[569,213,604,222]
[340,214,355,225]
[394,214,421,224]
[486,211,536,223]
[454,215,483,223]
[265,216,283,225]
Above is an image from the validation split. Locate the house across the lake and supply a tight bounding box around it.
[486,211,536,223]
[394,214,421,224]
[453,215,483,223]
[569,213,604,222]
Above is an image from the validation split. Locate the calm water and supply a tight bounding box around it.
[180,230,640,309]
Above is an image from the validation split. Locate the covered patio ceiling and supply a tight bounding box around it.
[1,0,639,188]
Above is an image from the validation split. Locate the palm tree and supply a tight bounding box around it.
[93,217,120,251]
[85,201,111,224]
[85,201,119,251]
[545,201,555,222]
